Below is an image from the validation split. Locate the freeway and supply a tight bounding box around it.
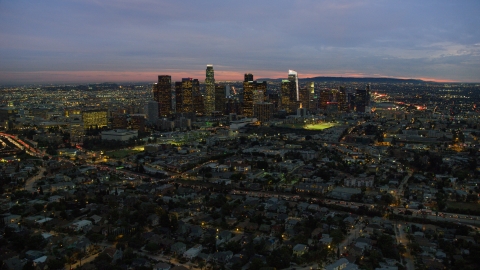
[0,132,44,158]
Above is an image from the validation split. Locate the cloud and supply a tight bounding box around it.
[0,0,479,83]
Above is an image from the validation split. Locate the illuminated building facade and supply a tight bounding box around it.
[153,75,172,117]
[337,86,347,112]
[242,74,267,117]
[82,110,108,129]
[175,78,199,115]
[288,70,299,101]
[299,86,310,110]
[204,65,215,116]
[193,82,204,116]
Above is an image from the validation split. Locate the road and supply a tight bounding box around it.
[24,167,46,192]
[339,223,361,251]
[394,223,415,270]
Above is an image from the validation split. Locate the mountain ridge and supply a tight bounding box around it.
[256,76,431,84]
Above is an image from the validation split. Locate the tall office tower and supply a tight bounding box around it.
[355,89,367,113]
[204,65,215,116]
[256,80,268,102]
[319,89,332,110]
[281,80,292,113]
[308,82,317,112]
[337,86,347,111]
[243,79,255,117]
[175,78,194,114]
[243,73,268,117]
[225,85,231,97]
[299,86,310,110]
[347,92,356,111]
[146,100,159,122]
[215,84,226,114]
[192,79,203,116]
[288,70,299,101]
[226,98,242,115]
[153,75,172,117]
[365,84,371,107]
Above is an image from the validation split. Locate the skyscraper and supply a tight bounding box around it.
[215,84,226,114]
[308,82,317,112]
[337,86,347,112]
[355,89,367,113]
[243,77,255,117]
[281,70,300,114]
[204,65,215,116]
[288,70,299,101]
[299,86,310,110]
[192,79,203,116]
[242,74,267,117]
[153,75,172,117]
[146,100,159,122]
[175,78,195,115]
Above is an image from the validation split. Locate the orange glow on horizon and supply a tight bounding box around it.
[1,70,459,84]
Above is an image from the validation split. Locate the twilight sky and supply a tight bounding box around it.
[1,0,479,84]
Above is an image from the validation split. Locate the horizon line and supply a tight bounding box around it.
[1,70,476,85]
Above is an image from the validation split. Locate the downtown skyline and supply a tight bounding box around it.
[1,0,480,84]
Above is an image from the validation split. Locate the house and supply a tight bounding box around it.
[216,230,232,246]
[25,250,45,260]
[48,195,64,202]
[153,262,172,270]
[285,219,299,229]
[148,214,160,227]
[104,247,123,263]
[183,244,202,259]
[171,242,187,255]
[89,214,102,224]
[212,251,233,263]
[131,258,151,269]
[69,220,92,232]
[364,224,383,234]
[325,258,358,270]
[293,244,308,256]
[75,237,93,253]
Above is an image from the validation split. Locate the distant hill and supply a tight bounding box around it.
[257,76,430,84]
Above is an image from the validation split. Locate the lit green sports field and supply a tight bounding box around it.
[304,122,338,130]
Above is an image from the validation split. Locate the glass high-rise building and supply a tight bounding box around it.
[204,65,215,116]
[355,89,367,113]
[288,70,299,101]
[175,78,200,116]
[153,75,172,117]
[215,84,226,114]
[242,74,267,117]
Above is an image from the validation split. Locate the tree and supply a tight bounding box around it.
[145,242,160,252]
[22,260,35,270]
[267,247,292,269]
[330,229,344,246]
[249,258,265,270]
